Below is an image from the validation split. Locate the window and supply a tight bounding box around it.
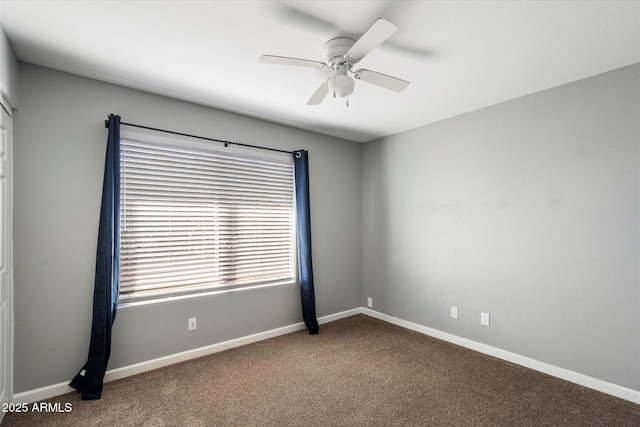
[119,136,296,305]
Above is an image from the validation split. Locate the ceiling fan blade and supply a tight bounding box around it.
[345,19,398,63]
[259,55,326,69]
[354,69,410,92]
[307,80,329,105]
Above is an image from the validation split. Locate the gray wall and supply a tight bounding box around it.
[362,64,640,391]
[13,63,362,393]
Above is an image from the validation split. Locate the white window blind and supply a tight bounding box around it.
[119,138,296,305]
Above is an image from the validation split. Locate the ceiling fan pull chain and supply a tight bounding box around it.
[346,98,349,107]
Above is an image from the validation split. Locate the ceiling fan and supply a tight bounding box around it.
[259,18,410,105]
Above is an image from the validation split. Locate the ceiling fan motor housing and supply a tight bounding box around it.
[324,37,355,68]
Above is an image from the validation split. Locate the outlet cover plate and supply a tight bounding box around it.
[481,312,490,326]
[188,317,197,331]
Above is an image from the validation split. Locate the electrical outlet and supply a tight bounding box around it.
[451,306,458,319]
[367,297,373,308]
[480,312,490,326]
[188,317,197,331]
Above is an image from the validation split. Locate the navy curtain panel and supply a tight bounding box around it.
[70,114,121,399]
[293,150,319,334]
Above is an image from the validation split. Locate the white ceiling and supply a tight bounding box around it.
[1,0,639,143]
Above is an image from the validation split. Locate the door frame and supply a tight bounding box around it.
[0,94,14,421]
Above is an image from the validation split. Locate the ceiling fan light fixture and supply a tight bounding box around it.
[328,74,354,98]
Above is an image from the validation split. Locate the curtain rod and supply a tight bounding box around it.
[105,119,292,155]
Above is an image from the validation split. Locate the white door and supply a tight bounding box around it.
[0,98,13,421]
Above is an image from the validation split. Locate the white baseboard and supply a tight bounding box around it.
[360,307,640,404]
[12,308,360,404]
[13,306,638,405]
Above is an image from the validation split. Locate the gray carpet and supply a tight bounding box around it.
[3,314,639,426]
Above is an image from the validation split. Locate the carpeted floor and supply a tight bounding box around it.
[3,314,639,426]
